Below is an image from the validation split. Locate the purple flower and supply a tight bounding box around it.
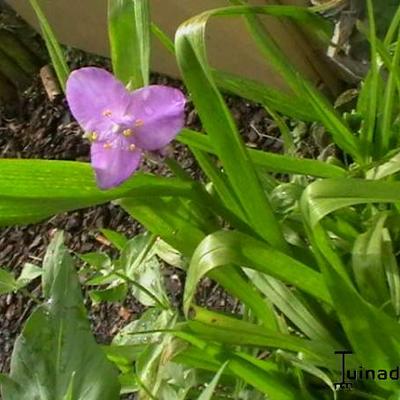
[66,67,186,189]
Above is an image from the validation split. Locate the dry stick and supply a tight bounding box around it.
[40,65,61,101]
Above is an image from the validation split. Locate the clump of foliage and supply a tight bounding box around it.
[2,0,400,399]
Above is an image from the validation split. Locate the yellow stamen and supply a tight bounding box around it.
[122,128,133,137]
[102,109,112,117]
[85,131,98,142]
[103,143,112,149]
[129,144,137,152]
[135,119,144,127]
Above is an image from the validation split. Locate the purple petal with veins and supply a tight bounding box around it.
[91,142,142,190]
[126,85,186,151]
[65,67,186,189]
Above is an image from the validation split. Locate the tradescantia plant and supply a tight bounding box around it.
[3,0,400,398]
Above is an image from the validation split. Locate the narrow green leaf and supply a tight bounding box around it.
[184,230,332,317]
[108,0,150,87]
[197,362,228,400]
[175,331,305,399]
[175,7,288,251]
[29,0,69,90]
[178,129,347,178]
[352,213,390,306]
[302,178,400,226]
[189,307,337,368]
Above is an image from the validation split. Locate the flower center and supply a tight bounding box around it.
[122,129,133,137]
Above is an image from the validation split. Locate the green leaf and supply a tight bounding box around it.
[382,228,400,316]
[175,331,304,399]
[188,307,337,368]
[358,0,379,158]
[184,230,332,316]
[352,213,390,306]
[245,270,338,345]
[120,233,169,307]
[154,239,187,270]
[89,282,128,304]
[213,70,319,122]
[79,252,112,270]
[16,263,42,288]
[0,268,18,295]
[1,232,120,400]
[197,362,228,400]
[113,308,174,346]
[302,178,400,227]
[178,129,347,179]
[28,0,69,90]
[120,197,278,327]
[100,228,129,251]
[175,6,289,251]
[108,0,150,87]
[0,159,196,226]
[313,244,400,392]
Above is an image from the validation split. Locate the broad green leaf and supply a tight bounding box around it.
[1,232,120,400]
[79,252,112,270]
[113,308,174,346]
[120,233,169,307]
[0,268,18,295]
[0,159,196,226]
[135,316,178,399]
[154,239,187,270]
[108,0,150,87]
[16,263,42,288]
[103,344,146,372]
[184,230,332,316]
[89,282,128,303]
[28,0,69,90]
[100,228,129,251]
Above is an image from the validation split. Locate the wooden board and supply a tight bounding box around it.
[6,0,338,92]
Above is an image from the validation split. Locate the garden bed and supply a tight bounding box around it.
[0,50,284,375]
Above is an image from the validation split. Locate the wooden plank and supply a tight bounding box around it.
[6,0,339,92]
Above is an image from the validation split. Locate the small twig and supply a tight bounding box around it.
[40,65,61,101]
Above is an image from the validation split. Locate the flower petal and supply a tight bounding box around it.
[66,67,131,133]
[90,142,142,190]
[127,86,186,151]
